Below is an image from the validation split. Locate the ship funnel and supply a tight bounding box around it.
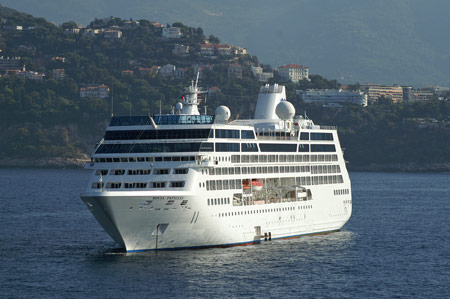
[254,84,286,120]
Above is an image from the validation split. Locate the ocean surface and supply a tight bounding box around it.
[0,169,449,298]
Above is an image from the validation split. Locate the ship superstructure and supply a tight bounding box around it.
[81,81,352,252]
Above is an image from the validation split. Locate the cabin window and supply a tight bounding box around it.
[155,169,170,175]
[170,181,185,188]
[95,169,108,176]
[174,168,188,174]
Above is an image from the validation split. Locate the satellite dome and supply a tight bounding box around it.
[276,101,295,120]
[176,102,183,111]
[215,105,231,122]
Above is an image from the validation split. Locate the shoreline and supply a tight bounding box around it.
[0,157,449,173]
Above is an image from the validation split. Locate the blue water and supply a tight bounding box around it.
[1,169,449,298]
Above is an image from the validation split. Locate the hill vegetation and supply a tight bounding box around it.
[0,6,449,171]
[2,0,450,86]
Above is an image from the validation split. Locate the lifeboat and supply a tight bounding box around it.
[242,179,251,190]
[251,179,263,191]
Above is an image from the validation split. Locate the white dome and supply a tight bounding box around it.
[176,102,183,111]
[276,101,295,120]
[215,105,231,122]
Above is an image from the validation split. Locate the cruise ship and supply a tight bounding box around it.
[81,79,352,252]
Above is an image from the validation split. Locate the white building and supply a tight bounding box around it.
[162,27,182,39]
[278,64,309,83]
[160,64,176,78]
[172,44,190,56]
[297,89,368,106]
[80,85,110,98]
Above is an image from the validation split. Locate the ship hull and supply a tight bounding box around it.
[81,188,351,252]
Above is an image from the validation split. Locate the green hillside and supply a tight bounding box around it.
[0,6,449,171]
[2,0,450,86]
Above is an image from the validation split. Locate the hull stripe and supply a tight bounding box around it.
[126,229,339,253]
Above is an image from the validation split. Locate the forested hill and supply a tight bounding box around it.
[0,6,449,171]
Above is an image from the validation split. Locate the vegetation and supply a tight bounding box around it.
[0,6,449,170]
[295,100,450,168]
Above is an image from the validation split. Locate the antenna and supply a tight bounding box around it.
[159,99,162,115]
[194,71,200,89]
[111,80,114,117]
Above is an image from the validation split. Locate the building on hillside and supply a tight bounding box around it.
[278,64,310,82]
[255,72,274,82]
[232,46,247,55]
[162,27,182,39]
[139,66,159,76]
[123,20,140,28]
[402,86,413,102]
[83,28,102,38]
[80,84,110,98]
[122,70,134,76]
[53,69,65,80]
[175,67,188,79]
[172,44,190,56]
[199,44,246,57]
[228,63,242,79]
[252,66,273,82]
[104,30,122,39]
[160,64,176,78]
[421,86,450,97]
[25,71,45,81]
[251,66,263,75]
[199,44,216,56]
[150,22,164,28]
[413,90,434,101]
[297,89,368,106]
[51,56,66,63]
[0,56,22,73]
[64,28,80,34]
[361,84,404,103]
[216,44,233,56]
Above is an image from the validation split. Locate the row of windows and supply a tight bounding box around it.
[334,189,350,196]
[104,129,256,141]
[93,154,338,165]
[96,143,207,154]
[104,129,213,140]
[300,132,334,141]
[96,142,337,154]
[204,175,344,191]
[91,181,185,189]
[232,154,338,163]
[93,156,196,163]
[205,165,314,176]
[207,197,231,205]
[96,168,189,176]
[206,179,243,191]
[311,165,341,174]
[216,205,313,218]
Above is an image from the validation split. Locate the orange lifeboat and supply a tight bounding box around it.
[242,179,251,190]
[251,179,263,191]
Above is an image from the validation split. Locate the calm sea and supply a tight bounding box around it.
[0,169,449,298]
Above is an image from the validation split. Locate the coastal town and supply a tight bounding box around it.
[1,16,449,108]
[0,7,449,171]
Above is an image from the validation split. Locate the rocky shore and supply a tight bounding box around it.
[0,155,89,169]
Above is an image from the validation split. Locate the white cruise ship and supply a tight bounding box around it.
[81,79,352,252]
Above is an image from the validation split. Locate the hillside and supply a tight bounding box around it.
[0,6,449,171]
[2,0,450,86]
